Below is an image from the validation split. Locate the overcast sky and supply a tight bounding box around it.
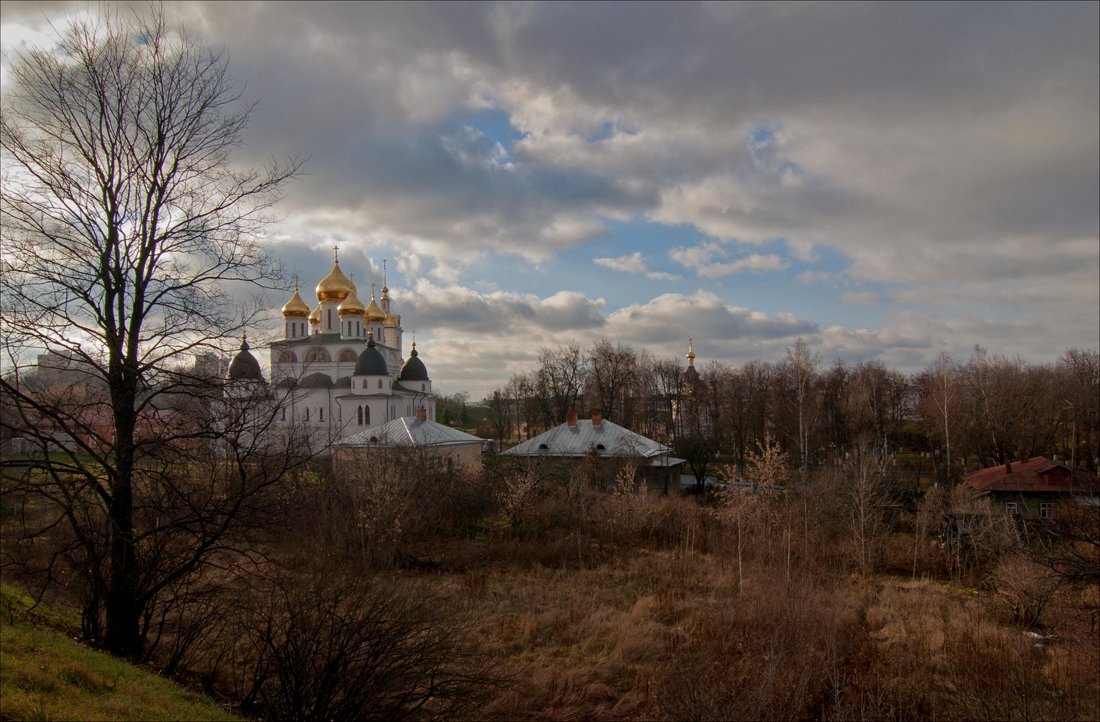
[3,1,1097,399]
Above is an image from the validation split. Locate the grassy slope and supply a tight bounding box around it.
[0,585,237,722]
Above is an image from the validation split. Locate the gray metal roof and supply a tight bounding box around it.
[339,417,485,448]
[501,419,673,459]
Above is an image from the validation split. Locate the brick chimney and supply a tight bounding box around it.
[567,410,577,427]
[1005,460,1013,474]
[592,410,603,427]
[416,407,427,422]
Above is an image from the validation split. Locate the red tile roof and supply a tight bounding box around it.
[964,456,1100,494]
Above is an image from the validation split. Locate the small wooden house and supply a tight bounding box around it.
[963,457,1100,520]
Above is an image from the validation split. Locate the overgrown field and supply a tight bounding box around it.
[3,458,1098,721]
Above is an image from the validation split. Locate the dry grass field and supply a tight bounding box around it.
[3,466,1098,721]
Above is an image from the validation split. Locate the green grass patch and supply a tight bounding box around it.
[1,584,237,722]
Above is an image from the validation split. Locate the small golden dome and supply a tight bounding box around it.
[686,338,696,364]
[338,283,366,316]
[282,289,310,318]
[364,296,385,323]
[309,304,321,325]
[316,261,353,302]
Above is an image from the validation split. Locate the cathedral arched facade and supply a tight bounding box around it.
[228,252,436,446]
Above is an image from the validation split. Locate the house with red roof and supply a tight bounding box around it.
[963,456,1100,520]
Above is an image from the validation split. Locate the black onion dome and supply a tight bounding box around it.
[354,335,389,376]
[398,342,429,381]
[227,337,264,381]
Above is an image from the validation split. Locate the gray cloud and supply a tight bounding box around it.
[401,279,606,336]
[4,1,1095,397]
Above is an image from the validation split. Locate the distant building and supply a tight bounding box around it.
[501,410,684,491]
[963,456,1100,519]
[335,408,486,473]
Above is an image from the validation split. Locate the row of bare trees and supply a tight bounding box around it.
[484,341,1099,479]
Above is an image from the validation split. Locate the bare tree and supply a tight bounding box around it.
[1057,348,1100,471]
[843,436,892,576]
[238,570,489,722]
[532,345,587,429]
[917,353,958,482]
[586,339,639,424]
[783,339,820,483]
[646,357,684,442]
[0,9,299,660]
[724,361,772,475]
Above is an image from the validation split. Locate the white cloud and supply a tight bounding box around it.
[594,252,680,280]
[595,252,646,274]
[669,243,790,278]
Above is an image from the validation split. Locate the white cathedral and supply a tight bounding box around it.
[227,251,435,444]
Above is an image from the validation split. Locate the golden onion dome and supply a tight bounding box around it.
[338,282,366,316]
[315,261,353,302]
[364,296,385,322]
[308,304,321,325]
[281,288,310,318]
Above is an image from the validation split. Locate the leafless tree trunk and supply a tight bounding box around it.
[785,339,819,484]
[0,8,299,660]
[843,436,891,576]
[920,353,959,483]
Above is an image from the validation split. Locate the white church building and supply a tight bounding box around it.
[228,251,436,445]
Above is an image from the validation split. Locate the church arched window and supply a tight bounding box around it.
[357,406,363,426]
[338,349,357,362]
[378,379,383,388]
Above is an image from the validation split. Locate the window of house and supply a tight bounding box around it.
[378,379,382,388]
[1039,502,1053,519]
[1005,501,1018,515]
